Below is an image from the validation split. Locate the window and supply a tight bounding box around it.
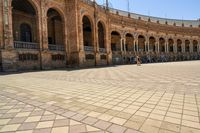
[19,54,38,61]
[20,23,32,42]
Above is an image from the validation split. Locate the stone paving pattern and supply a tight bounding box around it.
[0,61,200,133]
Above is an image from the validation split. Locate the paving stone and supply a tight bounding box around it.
[82,117,98,125]
[160,121,180,132]
[0,124,21,132]
[107,124,127,133]
[1,62,200,132]
[53,119,69,127]
[69,124,86,133]
[94,120,112,130]
[18,122,38,130]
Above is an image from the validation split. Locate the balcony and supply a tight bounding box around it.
[14,41,39,49]
[99,48,106,53]
[48,44,65,51]
[84,46,94,52]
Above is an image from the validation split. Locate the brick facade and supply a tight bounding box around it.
[0,0,200,71]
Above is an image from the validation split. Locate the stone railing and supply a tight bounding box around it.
[48,44,65,51]
[81,0,199,27]
[80,0,93,6]
[14,41,39,49]
[99,48,106,53]
[84,46,94,52]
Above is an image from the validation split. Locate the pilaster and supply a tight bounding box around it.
[3,0,14,49]
[189,40,193,53]
[174,40,177,53]
[0,1,3,48]
[66,0,80,66]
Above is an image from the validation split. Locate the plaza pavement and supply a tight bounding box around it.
[0,61,200,133]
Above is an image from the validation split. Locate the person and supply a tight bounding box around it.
[136,56,141,66]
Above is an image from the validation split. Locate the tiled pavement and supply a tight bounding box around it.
[0,61,200,133]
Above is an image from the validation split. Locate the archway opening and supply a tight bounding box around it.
[97,22,105,49]
[149,36,156,52]
[159,38,165,52]
[83,16,93,47]
[177,39,182,52]
[111,31,121,51]
[47,8,64,47]
[138,35,145,52]
[12,0,37,43]
[185,40,190,52]
[125,33,134,51]
[193,40,198,52]
[168,39,174,52]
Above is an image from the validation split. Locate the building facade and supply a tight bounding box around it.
[0,0,200,71]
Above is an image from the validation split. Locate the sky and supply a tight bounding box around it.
[96,0,200,20]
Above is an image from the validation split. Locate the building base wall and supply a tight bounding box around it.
[1,48,200,72]
[1,49,18,72]
[41,51,66,70]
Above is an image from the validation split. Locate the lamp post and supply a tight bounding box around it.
[106,0,108,9]
[127,0,130,12]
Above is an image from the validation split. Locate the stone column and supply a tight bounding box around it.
[146,41,149,52]
[79,17,84,52]
[165,42,168,53]
[198,41,200,53]
[174,41,177,53]
[94,19,98,66]
[106,26,111,65]
[190,40,193,53]
[157,41,160,52]
[40,2,48,50]
[182,40,185,53]
[40,1,52,70]
[123,38,126,54]
[1,0,18,71]
[133,40,136,52]
[3,0,13,49]
[136,40,139,52]
[0,0,3,48]
[120,38,123,52]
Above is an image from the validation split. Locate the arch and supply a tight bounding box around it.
[185,40,190,52]
[11,0,39,15]
[82,15,93,47]
[138,35,145,52]
[47,8,64,46]
[12,0,38,43]
[177,39,182,52]
[168,38,174,52]
[125,33,134,51]
[97,21,105,48]
[46,6,66,22]
[149,36,156,52]
[111,31,121,51]
[159,37,165,52]
[193,40,198,52]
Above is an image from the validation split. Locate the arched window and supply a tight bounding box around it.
[168,39,174,52]
[12,0,37,42]
[193,40,198,52]
[138,35,145,52]
[149,37,156,52]
[98,22,105,48]
[47,8,64,45]
[159,38,165,52]
[20,23,32,42]
[111,31,121,51]
[83,16,93,47]
[125,33,134,51]
[177,39,182,52]
[185,40,190,52]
